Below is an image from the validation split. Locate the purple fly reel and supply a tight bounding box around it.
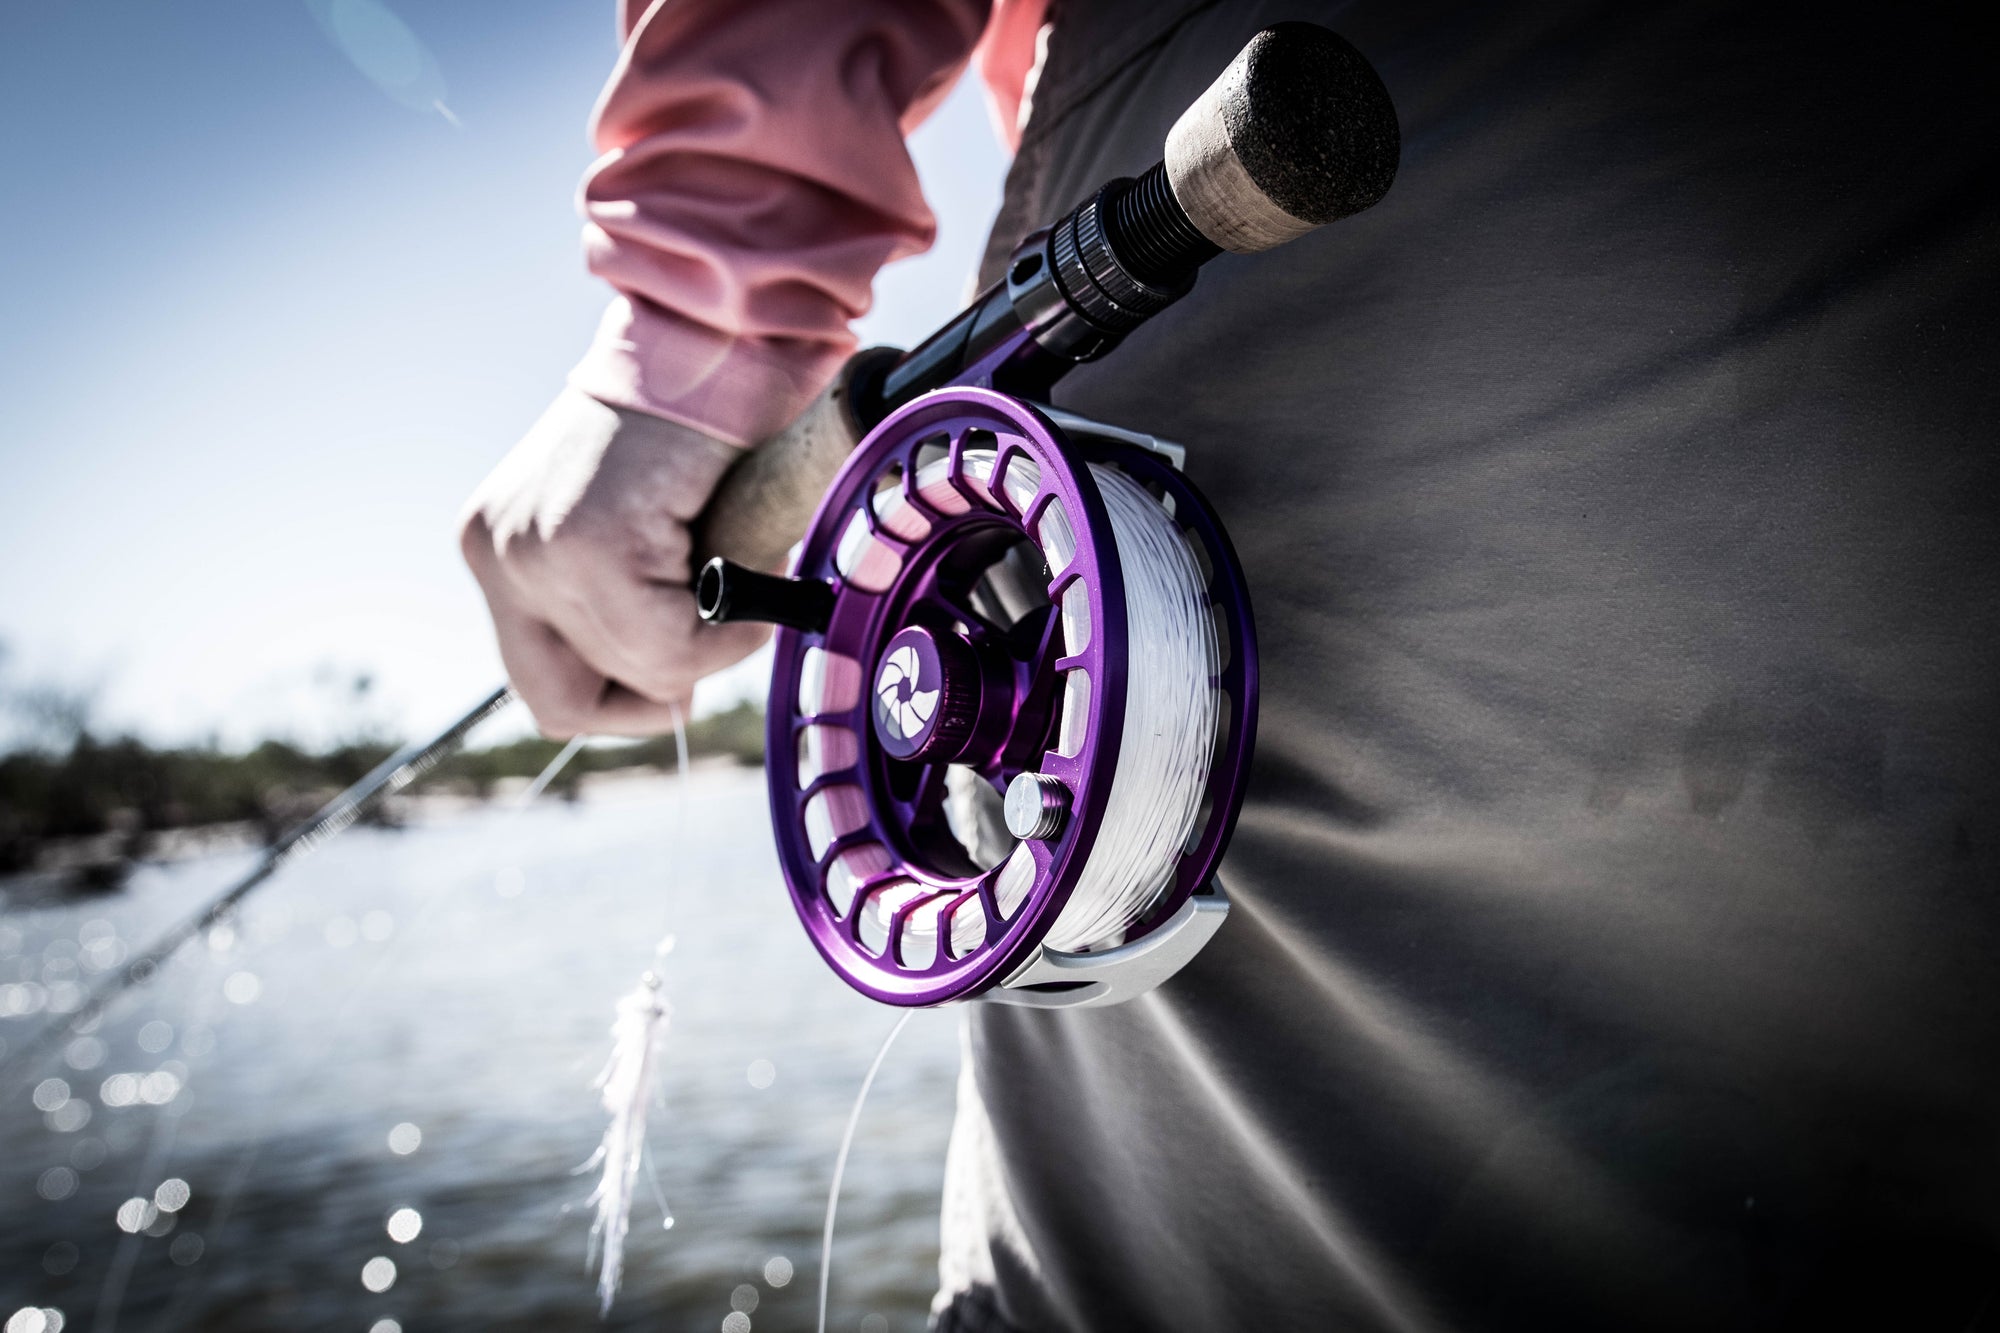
[766,387,1256,1007]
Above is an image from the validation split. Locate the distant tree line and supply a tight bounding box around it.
[0,652,764,876]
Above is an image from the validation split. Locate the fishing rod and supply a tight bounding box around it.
[2,21,1398,1064]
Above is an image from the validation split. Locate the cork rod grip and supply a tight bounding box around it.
[689,347,900,575]
[1164,22,1398,254]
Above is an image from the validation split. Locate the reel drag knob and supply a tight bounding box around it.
[870,626,981,763]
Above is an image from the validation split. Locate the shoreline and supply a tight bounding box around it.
[0,757,758,912]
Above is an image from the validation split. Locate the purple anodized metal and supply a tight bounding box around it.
[764,382,1256,1006]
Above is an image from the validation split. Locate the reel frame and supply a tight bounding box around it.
[764,388,1257,1007]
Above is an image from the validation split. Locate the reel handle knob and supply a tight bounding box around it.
[696,557,834,634]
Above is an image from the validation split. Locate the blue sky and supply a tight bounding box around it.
[0,1,1005,747]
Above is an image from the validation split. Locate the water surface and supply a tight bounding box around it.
[1,769,961,1332]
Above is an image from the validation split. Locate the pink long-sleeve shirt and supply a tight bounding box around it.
[565,0,1048,448]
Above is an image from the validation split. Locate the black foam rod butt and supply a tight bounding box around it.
[1165,23,1400,253]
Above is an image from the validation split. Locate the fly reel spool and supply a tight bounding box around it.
[718,388,1255,1007]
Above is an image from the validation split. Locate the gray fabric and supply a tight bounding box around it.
[950,2,2000,1329]
[935,1285,1021,1333]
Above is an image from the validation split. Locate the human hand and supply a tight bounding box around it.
[459,388,770,737]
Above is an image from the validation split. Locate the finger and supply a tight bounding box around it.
[538,563,770,706]
[491,590,719,739]
[487,603,610,740]
[465,524,615,738]
[503,619,694,738]
[588,682,695,738]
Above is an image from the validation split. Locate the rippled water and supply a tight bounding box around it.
[0,769,961,1332]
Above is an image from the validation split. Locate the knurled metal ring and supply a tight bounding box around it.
[1051,206,1145,335]
[1074,184,1181,319]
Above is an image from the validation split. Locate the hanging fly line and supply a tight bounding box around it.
[817,1009,915,1333]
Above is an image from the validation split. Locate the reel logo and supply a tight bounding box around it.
[873,642,939,744]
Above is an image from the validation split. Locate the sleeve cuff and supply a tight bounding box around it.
[567,295,854,447]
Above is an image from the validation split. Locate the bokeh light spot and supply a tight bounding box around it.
[222,971,261,1005]
[81,922,124,967]
[36,1168,77,1202]
[361,1256,398,1293]
[0,983,48,1016]
[387,1122,421,1155]
[731,1284,760,1313]
[32,1077,69,1112]
[64,1037,106,1071]
[168,1233,204,1267]
[720,1314,751,1333]
[155,1178,192,1213]
[763,1255,793,1287]
[386,1207,422,1243]
[115,1197,159,1233]
[46,1100,91,1133]
[137,1021,174,1054]
[746,1059,775,1090]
